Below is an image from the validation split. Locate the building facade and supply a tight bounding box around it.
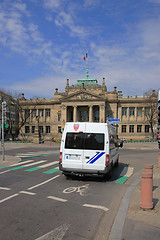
[0,90,18,140]
[19,75,157,142]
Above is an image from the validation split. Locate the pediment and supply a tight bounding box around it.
[60,90,105,102]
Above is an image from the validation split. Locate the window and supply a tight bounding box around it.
[65,132,104,150]
[145,125,150,133]
[39,109,44,117]
[137,107,142,116]
[94,110,99,122]
[46,109,50,117]
[129,125,134,133]
[32,126,35,133]
[58,113,61,121]
[25,109,30,119]
[46,126,50,133]
[58,126,62,133]
[39,126,43,134]
[122,125,127,133]
[122,107,127,116]
[25,126,30,133]
[32,109,37,117]
[145,107,150,116]
[129,107,135,116]
[137,125,142,133]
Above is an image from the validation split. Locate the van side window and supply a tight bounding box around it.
[65,132,104,150]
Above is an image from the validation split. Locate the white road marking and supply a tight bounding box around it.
[28,175,60,190]
[0,160,36,175]
[38,161,58,168]
[35,224,69,240]
[19,191,36,196]
[0,193,19,204]
[20,160,46,168]
[10,160,34,166]
[0,170,11,175]
[0,187,11,190]
[47,196,68,202]
[120,167,134,177]
[83,204,109,212]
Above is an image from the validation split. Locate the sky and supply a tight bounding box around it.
[0,0,160,99]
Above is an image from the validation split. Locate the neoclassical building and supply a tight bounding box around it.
[19,72,157,142]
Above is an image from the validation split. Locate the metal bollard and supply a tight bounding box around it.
[140,171,153,210]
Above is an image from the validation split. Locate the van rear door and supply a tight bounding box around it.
[82,124,106,171]
[62,123,85,170]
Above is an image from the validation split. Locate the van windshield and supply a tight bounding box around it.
[65,132,104,150]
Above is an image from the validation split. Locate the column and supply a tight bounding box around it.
[61,105,67,123]
[135,107,137,121]
[100,104,105,123]
[127,107,130,122]
[73,106,77,122]
[89,105,93,122]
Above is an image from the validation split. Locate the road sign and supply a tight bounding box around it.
[108,119,120,124]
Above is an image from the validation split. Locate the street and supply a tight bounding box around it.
[0,143,159,240]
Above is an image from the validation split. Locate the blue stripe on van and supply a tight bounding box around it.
[86,152,100,164]
[87,152,105,164]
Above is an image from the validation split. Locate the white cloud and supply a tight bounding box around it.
[43,0,61,10]
[0,0,55,62]
[149,0,160,3]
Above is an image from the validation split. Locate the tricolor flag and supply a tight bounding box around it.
[83,53,88,61]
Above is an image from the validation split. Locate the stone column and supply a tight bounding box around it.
[127,107,130,122]
[100,104,105,123]
[89,105,93,122]
[135,107,137,121]
[61,105,67,127]
[73,106,77,122]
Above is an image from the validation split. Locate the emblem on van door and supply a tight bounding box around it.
[73,124,79,131]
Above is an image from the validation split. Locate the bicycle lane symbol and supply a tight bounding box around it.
[63,184,89,196]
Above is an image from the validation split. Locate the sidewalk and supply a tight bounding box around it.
[121,164,160,240]
[0,154,20,167]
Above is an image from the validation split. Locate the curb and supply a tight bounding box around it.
[108,171,142,240]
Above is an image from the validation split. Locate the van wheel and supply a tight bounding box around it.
[108,165,113,179]
[114,157,119,167]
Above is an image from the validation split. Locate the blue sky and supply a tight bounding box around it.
[0,0,160,98]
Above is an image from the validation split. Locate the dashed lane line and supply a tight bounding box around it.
[0,187,11,190]
[0,193,19,204]
[19,191,36,196]
[27,175,60,190]
[47,196,68,202]
[83,204,109,212]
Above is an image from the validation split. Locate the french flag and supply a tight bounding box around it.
[83,53,88,61]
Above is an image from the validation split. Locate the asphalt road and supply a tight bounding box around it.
[0,144,159,240]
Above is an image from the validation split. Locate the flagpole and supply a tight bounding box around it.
[86,51,88,79]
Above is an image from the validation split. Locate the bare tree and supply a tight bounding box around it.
[143,89,158,139]
[0,90,41,141]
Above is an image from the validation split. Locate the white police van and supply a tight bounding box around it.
[59,122,119,178]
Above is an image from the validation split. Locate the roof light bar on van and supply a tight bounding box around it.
[106,154,110,165]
